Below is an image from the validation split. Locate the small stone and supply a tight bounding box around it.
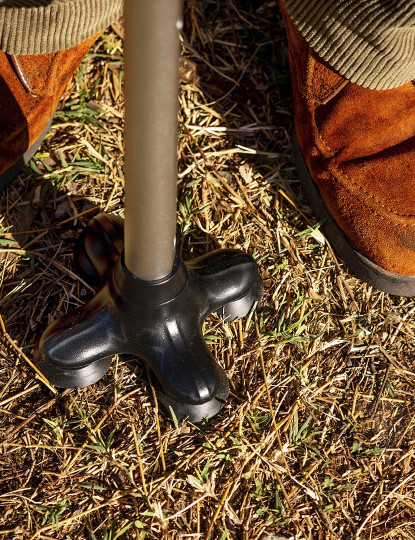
[55,200,72,219]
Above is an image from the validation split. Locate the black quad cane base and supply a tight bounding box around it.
[35,245,263,422]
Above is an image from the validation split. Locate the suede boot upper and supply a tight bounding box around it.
[0,34,99,178]
[281,3,415,276]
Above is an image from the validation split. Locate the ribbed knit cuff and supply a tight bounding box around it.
[282,0,415,90]
[0,0,123,55]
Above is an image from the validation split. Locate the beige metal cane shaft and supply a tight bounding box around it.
[124,0,182,280]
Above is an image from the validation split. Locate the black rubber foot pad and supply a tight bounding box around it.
[157,371,229,423]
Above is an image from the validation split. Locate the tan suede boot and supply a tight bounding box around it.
[280,2,415,296]
[0,33,100,189]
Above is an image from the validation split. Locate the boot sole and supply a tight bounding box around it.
[0,115,53,190]
[293,132,415,297]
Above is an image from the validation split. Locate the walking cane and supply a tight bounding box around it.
[34,0,263,422]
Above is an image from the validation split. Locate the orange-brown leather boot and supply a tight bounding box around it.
[0,34,100,190]
[280,2,415,296]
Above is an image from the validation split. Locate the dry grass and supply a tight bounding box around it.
[1,1,415,539]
